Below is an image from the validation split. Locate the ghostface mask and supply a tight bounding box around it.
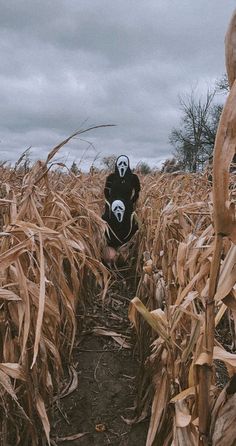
[111,200,125,222]
[116,155,129,178]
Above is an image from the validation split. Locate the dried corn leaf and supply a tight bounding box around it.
[223,290,236,311]
[31,232,46,368]
[215,303,228,327]
[175,400,191,428]
[172,400,198,446]
[214,244,236,301]
[59,366,78,399]
[0,369,30,421]
[36,394,50,445]
[146,372,169,446]
[131,297,171,345]
[213,346,236,368]
[16,259,31,363]
[56,432,89,442]
[211,393,236,446]
[176,242,187,286]
[170,386,195,403]
[0,239,31,271]
[181,319,200,363]
[0,363,26,381]
[0,288,22,301]
[92,327,131,349]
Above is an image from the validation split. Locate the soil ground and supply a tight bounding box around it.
[51,268,150,446]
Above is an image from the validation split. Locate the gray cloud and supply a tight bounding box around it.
[0,0,235,169]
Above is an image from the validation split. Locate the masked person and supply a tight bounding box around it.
[104,155,140,206]
[102,198,138,249]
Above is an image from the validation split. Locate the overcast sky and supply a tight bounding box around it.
[0,1,235,170]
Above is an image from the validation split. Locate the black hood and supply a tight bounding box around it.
[115,155,132,177]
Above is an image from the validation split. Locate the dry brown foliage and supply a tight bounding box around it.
[0,153,109,445]
[0,158,235,446]
[129,169,236,445]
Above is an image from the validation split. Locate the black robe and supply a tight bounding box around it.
[104,163,140,205]
[102,199,138,248]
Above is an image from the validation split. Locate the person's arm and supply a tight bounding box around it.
[132,174,141,203]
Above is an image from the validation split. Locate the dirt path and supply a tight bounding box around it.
[52,271,149,446]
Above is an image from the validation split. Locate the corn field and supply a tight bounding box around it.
[0,9,236,446]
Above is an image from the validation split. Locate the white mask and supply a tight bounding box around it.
[116,156,129,178]
[111,200,125,222]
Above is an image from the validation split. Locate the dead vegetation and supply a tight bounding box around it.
[0,144,110,446]
[129,170,235,445]
[0,155,235,446]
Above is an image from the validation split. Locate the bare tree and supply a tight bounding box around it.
[161,157,184,173]
[101,155,117,171]
[136,161,152,175]
[70,161,81,175]
[169,89,216,172]
[215,73,229,93]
